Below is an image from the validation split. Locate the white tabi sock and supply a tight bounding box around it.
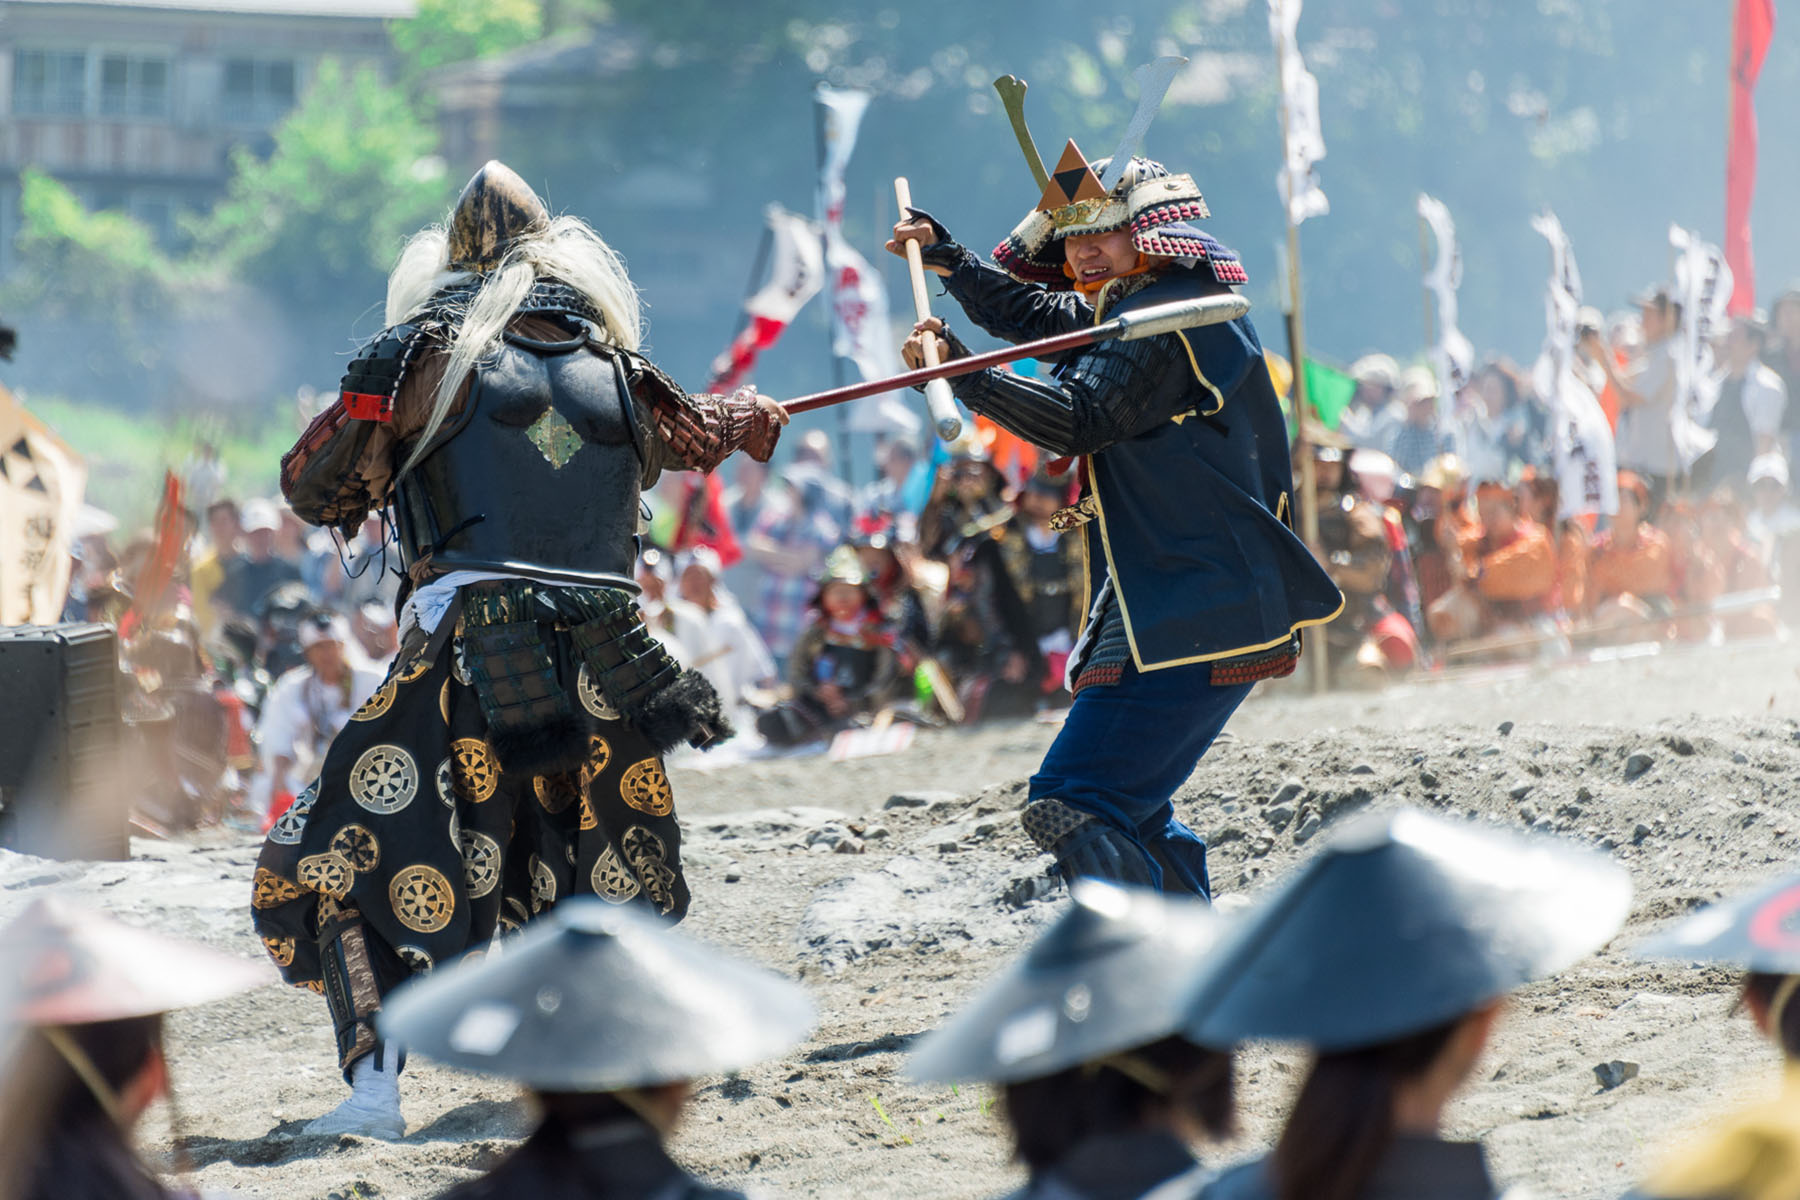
[304,1044,405,1140]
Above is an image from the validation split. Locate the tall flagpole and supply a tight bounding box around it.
[1417,207,1436,359]
[813,97,854,483]
[1277,75,1327,695]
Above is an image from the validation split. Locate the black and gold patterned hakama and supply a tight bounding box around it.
[250,617,689,999]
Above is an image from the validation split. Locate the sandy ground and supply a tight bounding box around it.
[6,633,1800,1199]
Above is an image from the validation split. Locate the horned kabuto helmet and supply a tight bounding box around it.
[990,58,1246,291]
[446,160,551,272]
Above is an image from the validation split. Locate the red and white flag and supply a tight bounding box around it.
[707,206,823,392]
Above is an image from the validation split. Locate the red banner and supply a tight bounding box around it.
[670,473,743,567]
[1726,0,1775,316]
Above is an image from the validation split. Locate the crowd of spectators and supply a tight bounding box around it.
[47,279,1800,831]
[1306,286,1800,682]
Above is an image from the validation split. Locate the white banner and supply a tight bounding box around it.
[1269,0,1329,226]
[1669,223,1733,472]
[1529,209,1582,399]
[747,206,824,324]
[825,234,920,437]
[814,85,870,236]
[1549,367,1619,520]
[1416,193,1474,410]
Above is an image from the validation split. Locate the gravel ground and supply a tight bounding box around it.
[5,634,1800,1199]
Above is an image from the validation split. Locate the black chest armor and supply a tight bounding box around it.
[395,322,646,589]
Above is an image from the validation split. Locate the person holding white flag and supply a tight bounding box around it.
[1595,286,1683,514]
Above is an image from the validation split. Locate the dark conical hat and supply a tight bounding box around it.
[0,897,271,1026]
[1183,809,1631,1052]
[1635,869,1800,973]
[376,898,815,1090]
[446,160,551,272]
[908,882,1224,1085]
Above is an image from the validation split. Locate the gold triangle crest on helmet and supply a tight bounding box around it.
[991,57,1248,291]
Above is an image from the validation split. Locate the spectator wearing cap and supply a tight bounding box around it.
[671,547,777,732]
[0,898,268,1200]
[1339,354,1402,450]
[1425,481,1555,643]
[255,612,383,825]
[1597,287,1683,513]
[1630,870,1800,1200]
[1308,435,1404,683]
[755,548,899,747]
[1702,313,1787,497]
[1574,307,1621,431]
[214,498,302,624]
[379,900,813,1200]
[1384,368,1454,479]
[1769,289,1800,464]
[909,884,1238,1200]
[1586,471,1674,628]
[1194,810,1630,1200]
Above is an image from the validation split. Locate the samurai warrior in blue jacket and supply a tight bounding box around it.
[890,136,1341,898]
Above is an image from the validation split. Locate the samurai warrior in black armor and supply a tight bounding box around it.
[250,162,786,1138]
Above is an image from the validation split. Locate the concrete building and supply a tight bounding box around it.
[0,0,412,271]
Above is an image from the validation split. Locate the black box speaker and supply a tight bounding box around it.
[0,623,127,860]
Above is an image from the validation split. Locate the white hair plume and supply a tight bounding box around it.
[386,215,644,478]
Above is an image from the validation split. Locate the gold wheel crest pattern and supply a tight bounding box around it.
[450,738,499,803]
[394,649,432,684]
[390,864,455,933]
[578,793,598,832]
[267,782,318,847]
[590,844,640,903]
[533,773,579,815]
[530,854,557,913]
[461,828,501,899]
[252,867,302,909]
[349,745,419,814]
[579,736,613,787]
[329,824,381,873]
[619,758,673,817]
[622,826,677,913]
[262,936,296,968]
[351,681,396,722]
[297,850,354,900]
[576,663,620,721]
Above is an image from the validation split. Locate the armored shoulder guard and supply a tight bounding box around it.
[281,322,432,532]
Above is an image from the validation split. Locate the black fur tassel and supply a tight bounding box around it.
[632,669,734,753]
[487,712,588,776]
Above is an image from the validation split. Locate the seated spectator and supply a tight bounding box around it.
[1586,471,1673,627]
[850,516,935,670]
[936,517,1042,723]
[998,470,1084,700]
[755,549,899,747]
[1425,481,1555,642]
[1339,353,1401,450]
[1516,469,1589,617]
[1745,454,1800,628]
[1695,490,1780,640]
[1409,454,1472,617]
[1308,438,1405,684]
[1384,367,1454,478]
[670,547,777,730]
[634,548,693,664]
[919,444,1010,559]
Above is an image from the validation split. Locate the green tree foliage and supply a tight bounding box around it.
[391,0,544,79]
[2,169,190,327]
[196,59,452,310]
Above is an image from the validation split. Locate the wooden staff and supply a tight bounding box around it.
[781,294,1250,416]
[893,176,963,442]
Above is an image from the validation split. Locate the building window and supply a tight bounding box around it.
[98,54,170,119]
[222,57,296,124]
[13,50,88,116]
